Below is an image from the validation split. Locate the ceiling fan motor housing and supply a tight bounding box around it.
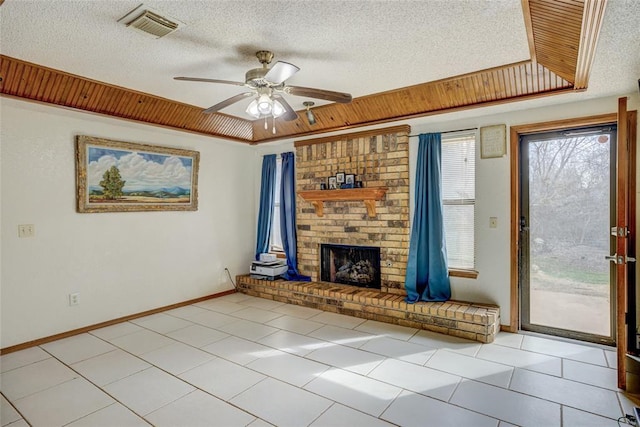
[245,68,271,88]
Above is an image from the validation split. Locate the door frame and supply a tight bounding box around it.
[517,124,617,345]
[509,112,627,332]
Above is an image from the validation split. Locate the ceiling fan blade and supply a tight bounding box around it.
[202,92,254,114]
[286,85,352,103]
[174,76,246,87]
[272,95,298,121]
[264,61,300,85]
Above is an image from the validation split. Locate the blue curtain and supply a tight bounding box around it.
[280,152,310,281]
[255,154,277,260]
[405,133,451,302]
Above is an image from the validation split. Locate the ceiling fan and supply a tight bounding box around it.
[174,50,352,123]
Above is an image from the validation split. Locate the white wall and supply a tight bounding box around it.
[3,93,637,348]
[0,98,257,348]
[254,93,640,327]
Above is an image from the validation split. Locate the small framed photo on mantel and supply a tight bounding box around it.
[328,176,337,189]
[480,124,507,159]
[336,172,345,184]
[345,174,355,185]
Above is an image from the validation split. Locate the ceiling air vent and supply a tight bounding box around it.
[119,5,184,39]
[127,10,178,38]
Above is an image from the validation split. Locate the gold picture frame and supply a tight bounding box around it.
[480,124,507,159]
[76,135,199,213]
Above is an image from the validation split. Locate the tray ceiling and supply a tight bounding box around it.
[1,0,638,144]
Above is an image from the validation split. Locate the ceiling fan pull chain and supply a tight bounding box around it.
[264,117,268,130]
[272,116,276,134]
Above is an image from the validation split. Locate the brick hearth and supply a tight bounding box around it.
[237,275,500,343]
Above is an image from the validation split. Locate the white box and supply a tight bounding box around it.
[259,253,277,262]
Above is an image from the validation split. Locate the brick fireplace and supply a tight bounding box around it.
[236,125,500,343]
[295,125,411,294]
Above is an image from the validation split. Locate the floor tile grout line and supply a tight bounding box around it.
[1,391,31,427]
[19,347,141,425]
[48,330,211,423]
[502,372,624,421]
[42,331,271,426]
[0,353,54,375]
[4,353,81,402]
[376,388,405,426]
[53,355,155,421]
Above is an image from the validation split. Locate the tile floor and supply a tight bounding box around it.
[0,292,634,427]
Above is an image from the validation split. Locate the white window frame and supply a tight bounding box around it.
[441,131,477,275]
[269,157,284,253]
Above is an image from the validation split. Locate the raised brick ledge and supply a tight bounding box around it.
[236,275,500,343]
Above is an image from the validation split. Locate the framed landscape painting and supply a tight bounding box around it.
[76,135,199,213]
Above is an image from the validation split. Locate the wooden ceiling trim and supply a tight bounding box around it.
[36,69,53,100]
[521,0,537,62]
[0,55,254,142]
[86,82,104,110]
[252,61,574,142]
[26,66,42,95]
[574,0,608,90]
[255,85,577,144]
[144,97,162,121]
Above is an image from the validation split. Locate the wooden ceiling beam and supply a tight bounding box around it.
[250,61,574,142]
[0,55,254,143]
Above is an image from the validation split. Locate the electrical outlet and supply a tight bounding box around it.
[220,268,228,284]
[69,293,80,306]
[18,224,35,238]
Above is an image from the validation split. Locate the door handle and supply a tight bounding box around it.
[605,254,636,264]
[605,254,624,264]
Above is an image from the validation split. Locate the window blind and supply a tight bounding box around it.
[441,132,476,270]
[270,157,284,252]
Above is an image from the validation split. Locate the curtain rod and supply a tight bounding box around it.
[409,127,478,138]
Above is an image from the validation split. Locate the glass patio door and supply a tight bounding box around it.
[520,124,616,345]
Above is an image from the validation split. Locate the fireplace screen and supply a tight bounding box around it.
[320,244,381,289]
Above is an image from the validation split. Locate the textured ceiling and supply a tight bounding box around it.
[0,0,638,141]
[0,0,529,116]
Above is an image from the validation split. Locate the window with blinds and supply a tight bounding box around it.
[441,132,476,270]
[270,157,284,252]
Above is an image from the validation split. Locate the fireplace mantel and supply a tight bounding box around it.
[298,187,388,217]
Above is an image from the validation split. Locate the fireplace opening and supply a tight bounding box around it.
[320,244,381,289]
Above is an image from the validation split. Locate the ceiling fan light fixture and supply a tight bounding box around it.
[257,94,273,115]
[246,95,285,119]
[245,99,260,118]
[272,99,285,118]
[303,101,316,125]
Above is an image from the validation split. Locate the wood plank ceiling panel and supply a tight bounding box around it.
[0,55,254,142]
[528,0,584,82]
[0,0,607,144]
[251,61,574,142]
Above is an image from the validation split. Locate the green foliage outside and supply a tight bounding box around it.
[100,166,126,200]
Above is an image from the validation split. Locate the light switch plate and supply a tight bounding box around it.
[18,224,35,238]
